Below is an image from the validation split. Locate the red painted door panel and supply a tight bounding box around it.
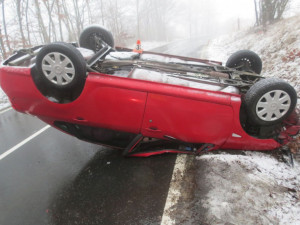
[142,93,233,145]
[71,86,147,133]
[0,68,147,134]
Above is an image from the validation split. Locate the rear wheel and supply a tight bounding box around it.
[226,50,262,74]
[244,78,297,126]
[79,26,114,52]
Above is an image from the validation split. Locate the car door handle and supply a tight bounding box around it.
[145,127,162,133]
[74,117,88,122]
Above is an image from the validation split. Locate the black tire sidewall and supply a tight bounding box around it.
[245,78,297,126]
[226,50,262,74]
[79,26,114,51]
[36,42,86,91]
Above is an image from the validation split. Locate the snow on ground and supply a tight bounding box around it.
[196,152,300,225]
[201,15,300,96]
[196,16,300,225]
[127,41,168,51]
[0,88,10,111]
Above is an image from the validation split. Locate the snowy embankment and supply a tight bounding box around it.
[197,152,300,224]
[201,15,300,96]
[198,16,300,225]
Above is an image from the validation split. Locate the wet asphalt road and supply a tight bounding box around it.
[0,39,208,225]
[151,37,207,58]
[0,110,176,225]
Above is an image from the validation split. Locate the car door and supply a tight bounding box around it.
[141,91,234,146]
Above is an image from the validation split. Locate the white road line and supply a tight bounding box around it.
[0,125,51,161]
[0,107,12,115]
[160,154,188,225]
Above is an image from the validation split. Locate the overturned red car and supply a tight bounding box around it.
[0,26,299,157]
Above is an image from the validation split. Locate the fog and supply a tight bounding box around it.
[0,0,299,57]
[171,0,255,39]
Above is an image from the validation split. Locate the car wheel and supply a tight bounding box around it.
[36,42,87,91]
[244,78,297,126]
[226,50,262,74]
[79,25,114,52]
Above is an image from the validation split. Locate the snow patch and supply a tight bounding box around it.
[128,41,168,51]
[202,15,300,96]
[0,88,10,111]
[130,68,225,92]
[141,53,207,66]
[197,152,300,225]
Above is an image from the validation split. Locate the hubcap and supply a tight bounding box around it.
[41,52,75,86]
[256,90,291,121]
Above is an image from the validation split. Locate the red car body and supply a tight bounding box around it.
[0,51,299,157]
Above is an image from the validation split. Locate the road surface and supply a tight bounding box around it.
[0,39,208,225]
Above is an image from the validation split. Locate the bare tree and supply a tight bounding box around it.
[1,0,12,53]
[0,26,6,59]
[86,0,92,25]
[16,0,28,47]
[254,0,259,26]
[25,0,32,46]
[100,0,105,26]
[106,0,121,42]
[60,0,76,41]
[258,0,290,26]
[42,0,57,42]
[55,0,64,41]
[143,0,174,41]
[136,0,140,39]
[34,0,50,43]
[72,0,83,37]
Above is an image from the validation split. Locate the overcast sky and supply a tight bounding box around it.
[173,0,299,39]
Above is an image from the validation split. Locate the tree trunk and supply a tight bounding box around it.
[136,0,140,39]
[0,27,7,59]
[34,0,50,43]
[86,0,92,24]
[259,0,290,25]
[25,0,32,46]
[42,0,57,42]
[276,0,289,20]
[16,0,27,48]
[56,0,64,41]
[254,0,259,25]
[100,0,105,26]
[72,0,82,38]
[1,0,11,53]
[61,0,76,41]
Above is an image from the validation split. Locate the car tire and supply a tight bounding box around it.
[226,50,262,74]
[36,42,87,91]
[79,25,114,51]
[244,78,297,126]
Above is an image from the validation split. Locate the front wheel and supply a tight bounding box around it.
[36,42,87,91]
[244,78,297,126]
